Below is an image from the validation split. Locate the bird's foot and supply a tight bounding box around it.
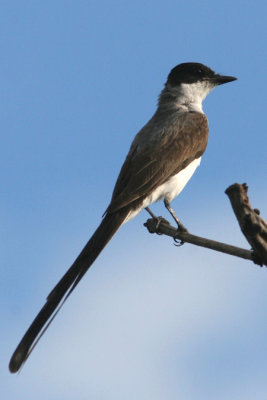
[176,222,188,233]
[144,213,171,235]
[173,223,188,246]
[154,216,170,234]
[144,207,170,234]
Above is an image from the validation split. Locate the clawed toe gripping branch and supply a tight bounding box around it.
[144,183,267,267]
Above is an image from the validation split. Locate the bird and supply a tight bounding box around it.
[9,62,237,373]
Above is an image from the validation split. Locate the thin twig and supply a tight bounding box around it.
[144,218,262,266]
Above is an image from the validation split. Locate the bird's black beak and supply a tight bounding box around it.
[213,74,237,85]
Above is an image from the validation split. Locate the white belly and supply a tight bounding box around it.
[125,157,201,222]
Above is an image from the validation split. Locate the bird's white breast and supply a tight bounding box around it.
[125,157,201,222]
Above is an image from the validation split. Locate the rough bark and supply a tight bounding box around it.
[225,183,267,266]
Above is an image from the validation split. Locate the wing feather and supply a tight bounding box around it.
[106,111,208,213]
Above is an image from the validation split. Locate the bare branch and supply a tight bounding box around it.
[144,183,267,267]
[144,218,262,266]
[225,183,267,266]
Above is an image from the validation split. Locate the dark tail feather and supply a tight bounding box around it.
[9,209,128,373]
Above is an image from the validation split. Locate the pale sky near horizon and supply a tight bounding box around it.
[1,1,267,399]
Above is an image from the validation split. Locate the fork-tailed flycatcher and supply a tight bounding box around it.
[9,62,237,372]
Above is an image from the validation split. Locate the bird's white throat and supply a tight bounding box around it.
[172,81,215,113]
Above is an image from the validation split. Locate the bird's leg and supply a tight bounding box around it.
[145,207,158,219]
[163,199,188,232]
[145,207,170,232]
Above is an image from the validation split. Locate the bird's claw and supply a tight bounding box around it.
[173,237,184,246]
[173,225,188,246]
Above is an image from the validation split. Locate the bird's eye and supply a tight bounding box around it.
[198,69,204,74]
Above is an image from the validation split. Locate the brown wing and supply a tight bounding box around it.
[106,111,208,214]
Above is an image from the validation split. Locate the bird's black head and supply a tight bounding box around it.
[167,62,237,86]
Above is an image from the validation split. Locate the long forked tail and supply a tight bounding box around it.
[9,209,129,373]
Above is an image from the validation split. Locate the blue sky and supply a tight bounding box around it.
[1,1,267,399]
